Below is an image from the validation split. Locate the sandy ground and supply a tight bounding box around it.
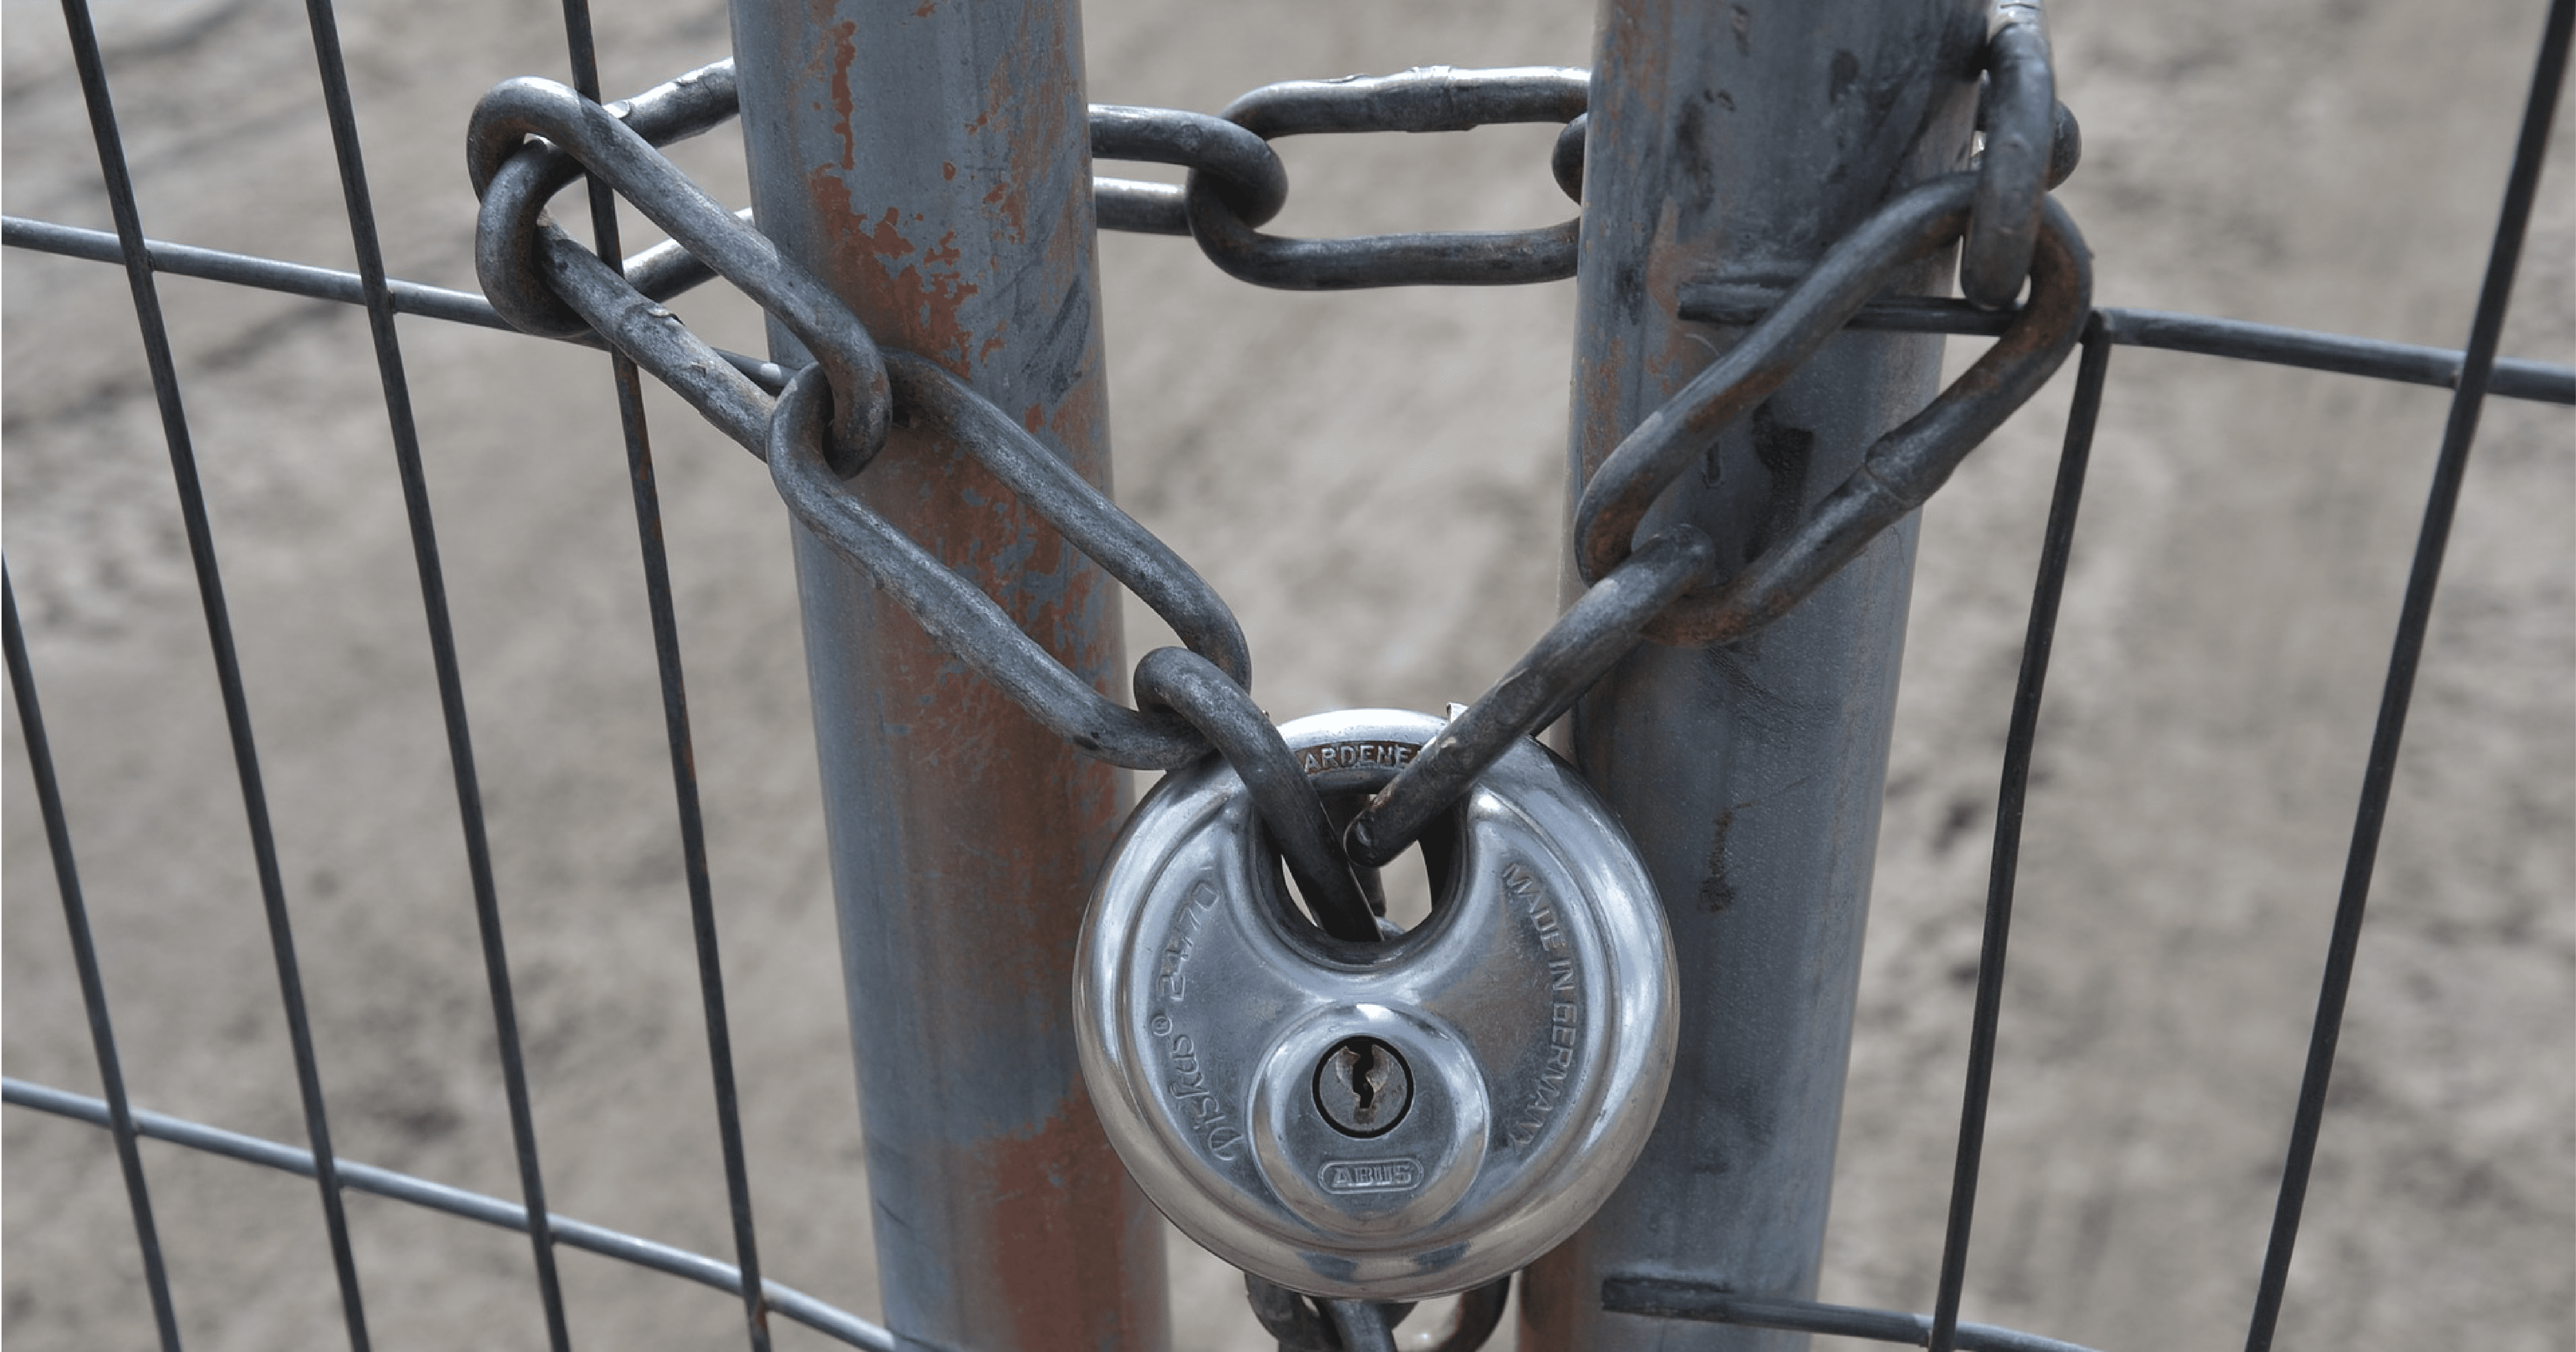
[4,0,2570,1349]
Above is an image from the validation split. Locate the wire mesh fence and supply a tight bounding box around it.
[3,0,2569,1349]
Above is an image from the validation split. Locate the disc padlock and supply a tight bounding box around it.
[1075,708,1677,1300]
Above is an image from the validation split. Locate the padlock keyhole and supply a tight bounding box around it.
[1314,1036,1412,1137]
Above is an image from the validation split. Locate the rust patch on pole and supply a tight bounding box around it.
[974,1090,1171,1350]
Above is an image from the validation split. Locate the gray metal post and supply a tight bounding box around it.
[1523,3,1983,1347]
[725,3,1169,1349]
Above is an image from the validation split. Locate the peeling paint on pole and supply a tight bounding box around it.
[728,2,1168,1347]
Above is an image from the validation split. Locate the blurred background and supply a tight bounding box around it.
[4,0,2568,1348]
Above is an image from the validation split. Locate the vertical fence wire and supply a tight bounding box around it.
[289,0,578,1345]
[2,569,186,1352]
[1926,319,2113,1352]
[553,5,774,1348]
[54,1,373,1346]
[2242,0,2573,1345]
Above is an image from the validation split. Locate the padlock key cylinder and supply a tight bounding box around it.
[1315,1037,1411,1136]
[1075,708,1678,1300]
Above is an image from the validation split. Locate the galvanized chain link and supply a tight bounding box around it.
[1965,1,2056,310]
[1090,104,1290,236]
[1171,66,1589,289]
[468,65,891,474]
[766,358,1252,772]
[465,6,2089,982]
[1130,647,1378,941]
[1339,173,2094,865]
[1572,182,2091,627]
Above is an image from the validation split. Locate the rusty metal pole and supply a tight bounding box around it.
[1524,3,1983,1347]
[725,3,1168,1349]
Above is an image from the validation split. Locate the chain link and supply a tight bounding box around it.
[466,36,2089,1022]
[1343,526,1716,868]
[1965,2,2057,310]
[1570,175,2092,632]
[466,60,742,338]
[767,360,1252,771]
[1171,66,1588,289]
[1091,104,1290,237]
[1342,183,2091,859]
[1243,1272,1511,1352]
[1131,647,1376,939]
[469,68,891,474]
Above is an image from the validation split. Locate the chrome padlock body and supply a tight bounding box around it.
[1076,708,1676,1300]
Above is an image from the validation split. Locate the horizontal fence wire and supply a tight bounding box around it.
[1673,290,2576,405]
[0,217,796,387]
[1599,1277,2103,1352]
[9,224,2570,406]
[2,2,2567,1348]
[1,1079,894,1350]
[2,215,510,329]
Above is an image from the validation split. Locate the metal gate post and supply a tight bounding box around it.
[1524,3,1983,1346]
[725,3,1169,1349]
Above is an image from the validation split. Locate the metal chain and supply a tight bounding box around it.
[1091,104,1290,236]
[1168,65,1588,289]
[1244,1272,1511,1352]
[469,67,891,474]
[766,359,1251,771]
[465,14,2087,1342]
[1131,647,1377,941]
[1570,181,2091,630]
[1346,186,2089,866]
[1333,174,2097,872]
[1965,1,2056,310]
[465,0,2090,1123]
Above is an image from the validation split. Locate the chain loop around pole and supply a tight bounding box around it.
[467,54,2090,880]
[463,59,743,338]
[469,73,891,474]
[768,362,1253,771]
[1571,172,2090,598]
[1641,196,2090,646]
